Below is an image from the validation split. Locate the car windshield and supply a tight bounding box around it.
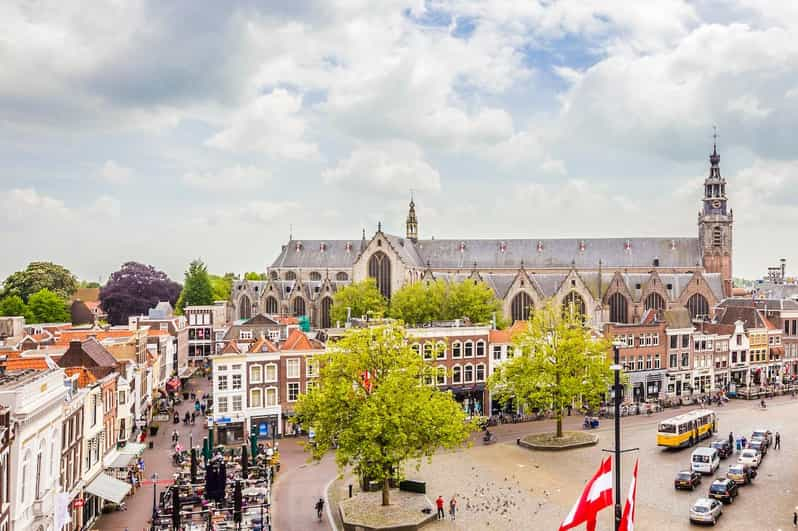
[710,484,727,493]
[659,423,676,433]
[677,472,692,479]
[728,466,742,474]
[741,450,755,458]
[692,506,709,513]
[692,454,709,463]
[752,431,766,437]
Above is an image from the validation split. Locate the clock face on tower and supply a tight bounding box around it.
[712,199,721,208]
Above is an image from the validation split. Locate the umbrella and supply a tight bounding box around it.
[242,486,268,497]
[241,444,249,479]
[202,437,210,465]
[190,448,198,485]
[233,480,243,525]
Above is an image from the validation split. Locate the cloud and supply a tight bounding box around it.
[98,160,133,184]
[200,200,300,227]
[1,188,71,225]
[90,195,121,218]
[205,89,318,159]
[182,165,270,191]
[322,141,441,195]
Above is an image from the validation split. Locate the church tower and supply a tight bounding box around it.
[698,137,733,297]
[406,194,418,242]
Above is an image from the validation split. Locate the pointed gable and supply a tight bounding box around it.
[282,328,314,351]
[244,313,280,326]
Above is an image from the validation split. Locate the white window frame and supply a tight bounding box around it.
[240,330,253,340]
[216,396,228,413]
[250,388,263,408]
[436,341,447,360]
[476,340,486,357]
[232,395,242,411]
[452,342,462,359]
[452,365,462,384]
[436,366,447,385]
[217,375,228,391]
[464,341,474,358]
[287,382,300,402]
[306,358,319,378]
[492,345,501,360]
[250,364,262,384]
[423,343,433,360]
[476,363,486,382]
[286,359,300,379]
[265,387,278,406]
[464,363,474,382]
[264,363,278,383]
[232,374,242,390]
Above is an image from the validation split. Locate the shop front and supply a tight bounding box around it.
[82,473,131,529]
[251,414,280,443]
[630,371,665,402]
[448,384,486,417]
[212,417,245,445]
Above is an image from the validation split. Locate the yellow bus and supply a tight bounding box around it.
[657,409,717,448]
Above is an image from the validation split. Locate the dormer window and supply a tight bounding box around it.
[320,242,327,252]
[345,242,352,252]
[579,240,586,252]
[624,240,631,251]
[499,241,507,253]
[459,241,466,253]
[537,241,543,252]
[295,242,303,252]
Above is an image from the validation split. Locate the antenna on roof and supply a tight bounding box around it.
[289,224,293,241]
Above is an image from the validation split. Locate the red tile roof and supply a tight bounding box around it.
[282,329,316,351]
[489,329,511,343]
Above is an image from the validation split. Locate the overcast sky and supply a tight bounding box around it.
[2,0,797,283]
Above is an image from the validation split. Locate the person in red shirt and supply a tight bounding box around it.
[435,496,445,520]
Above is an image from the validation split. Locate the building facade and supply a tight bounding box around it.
[185,303,228,366]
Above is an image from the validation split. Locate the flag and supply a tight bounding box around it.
[361,370,373,392]
[559,456,613,531]
[619,459,639,531]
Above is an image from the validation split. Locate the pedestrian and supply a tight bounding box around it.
[793,506,797,527]
[191,412,196,425]
[728,431,733,448]
[449,496,457,520]
[200,402,207,415]
[435,496,445,520]
[194,399,201,412]
[775,432,781,449]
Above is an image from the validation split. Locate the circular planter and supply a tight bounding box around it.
[518,431,599,451]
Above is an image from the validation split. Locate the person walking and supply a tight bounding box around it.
[449,496,457,520]
[436,496,445,520]
[775,432,781,449]
[793,507,797,527]
[728,431,734,448]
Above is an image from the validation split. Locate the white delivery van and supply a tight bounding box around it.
[691,447,720,474]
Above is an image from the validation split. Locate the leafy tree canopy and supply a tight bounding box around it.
[330,279,387,324]
[3,262,78,302]
[244,272,267,281]
[176,259,214,312]
[78,280,101,288]
[296,324,473,505]
[209,273,236,301]
[99,262,181,325]
[27,289,70,323]
[0,295,32,321]
[390,279,502,326]
[489,299,614,438]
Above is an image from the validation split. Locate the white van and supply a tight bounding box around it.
[691,447,720,474]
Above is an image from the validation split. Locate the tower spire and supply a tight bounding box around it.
[406,191,418,243]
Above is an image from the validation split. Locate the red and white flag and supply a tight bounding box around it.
[618,459,639,531]
[559,456,613,531]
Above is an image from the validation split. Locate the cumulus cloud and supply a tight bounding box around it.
[206,89,318,159]
[1,188,71,225]
[200,200,300,227]
[98,160,133,184]
[322,141,441,195]
[182,165,270,191]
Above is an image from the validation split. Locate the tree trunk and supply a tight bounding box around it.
[382,477,390,506]
[556,410,563,438]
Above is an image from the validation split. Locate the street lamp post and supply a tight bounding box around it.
[150,472,159,531]
[612,341,622,531]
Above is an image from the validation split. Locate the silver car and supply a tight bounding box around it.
[690,497,723,525]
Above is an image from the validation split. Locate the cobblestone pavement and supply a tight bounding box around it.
[272,438,335,531]
[95,375,212,531]
[415,397,798,531]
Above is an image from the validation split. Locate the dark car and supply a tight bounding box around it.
[708,478,739,504]
[709,439,733,459]
[674,470,702,490]
[751,429,772,448]
[748,439,768,457]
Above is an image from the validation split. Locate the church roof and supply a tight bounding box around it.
[413,237,700,270]
[270,240,358,269]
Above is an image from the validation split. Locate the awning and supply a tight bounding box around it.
[119,442,146,456]
[107,453,135,469]
[85,474,131,504]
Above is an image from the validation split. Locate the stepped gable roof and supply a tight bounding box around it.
[414,237,699,270]
[270,239,359,269]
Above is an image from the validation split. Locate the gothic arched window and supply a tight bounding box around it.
[608,292,629,324]
[712,226,722,247]
[368,251,392,299]
[563,291,586,319]
[336,272,349,281]
[292,297,306,317]
[238,295,252,320]
[644,292,666,312]
[285,271,297,281]
[320,297,333,329]
[309,271,322,281]
[510,292,533,323]
[687,293,709,320]
[264,296,278,314]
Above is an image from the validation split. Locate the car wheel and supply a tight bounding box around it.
[728,496,734,504]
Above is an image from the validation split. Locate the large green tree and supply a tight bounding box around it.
[27,289,70,323]
[389,280,446,325]
[176,259,214,312]
[389,279,502,326]
[296,324,473,506]
[330,279,387,324]
[489,299,613,438]
[209,273,236,301]
[3,262,78,302]
[244,272,267,281]
[0,295,32,320]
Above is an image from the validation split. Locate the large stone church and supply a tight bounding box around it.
[232,145,733,329]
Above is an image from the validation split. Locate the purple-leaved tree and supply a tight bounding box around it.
[100,262,181,325]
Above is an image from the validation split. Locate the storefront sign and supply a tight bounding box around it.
[215,416,232,425]
[258,423,269,437]
[73,498,85,508]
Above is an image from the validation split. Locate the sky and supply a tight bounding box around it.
[2,0,798,283]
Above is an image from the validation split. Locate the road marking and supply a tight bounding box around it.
[324,476,338,531]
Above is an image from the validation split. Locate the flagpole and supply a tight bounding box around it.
[612,340,622,531]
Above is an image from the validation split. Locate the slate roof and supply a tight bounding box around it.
[716,306,767,329]
[413,237,700,270]
[270,240,360,269]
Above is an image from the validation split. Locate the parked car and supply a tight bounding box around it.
[726,464,756,486]
[691,447,720,474]
[709,439,732,459]
[751,429,772,447]
[689,497,724,526]
[737,449,761,468]
[708,478,739,504]
[748,438,768,457]
[674,470,702,490]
